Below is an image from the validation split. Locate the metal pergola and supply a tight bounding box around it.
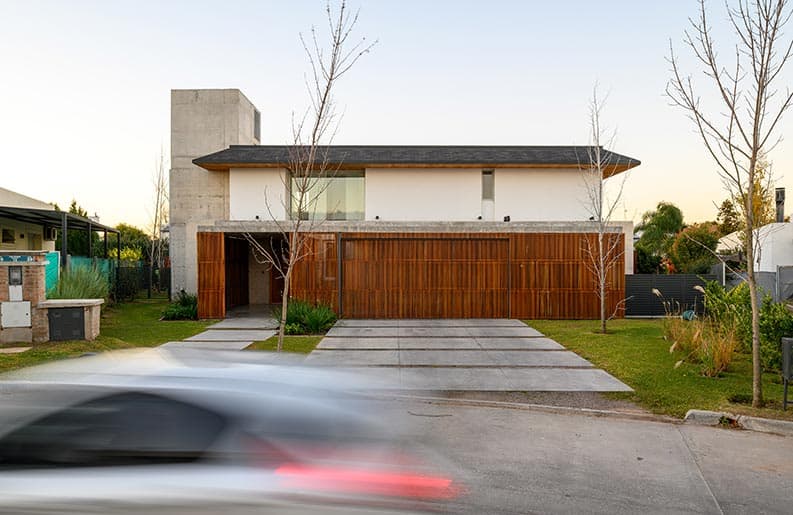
[0,205,120,272]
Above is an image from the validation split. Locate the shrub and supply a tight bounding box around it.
[302,303,337,333]
[274,299,337,334]
[161,291,198,320]
[284,323,303,335]
[702,281,752,351]
[47,266,109,300]
[702,280,792,371]
[758,298,793,372]
[662,285,739,376]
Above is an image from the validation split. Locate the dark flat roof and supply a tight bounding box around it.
[194,145,640,176]
[0,206,118,233]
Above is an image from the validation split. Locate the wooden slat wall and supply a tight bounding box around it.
[340,235,509,318]
[509,233,624,319]
[290,233,339,309]
[206,231,626,320]
[197,232,225,319]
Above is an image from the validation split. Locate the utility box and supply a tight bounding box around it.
[1,301,31,328]
[782,337,793,410]
[48,307,85,341]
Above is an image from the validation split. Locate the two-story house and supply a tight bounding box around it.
[170,89,640,319]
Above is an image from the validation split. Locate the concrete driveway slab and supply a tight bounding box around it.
[466,326,544,338]
[475,337,564,350]
[398,367,510,390]
[398,338,481,349]
[398,350,499,366]
[487,350,594,367]
[501,368,632,392]
[317,337,400,349]
[160,340,255,351]
[396,319,528,328]
[306,349,399,366]
[326,326,399,338]
[333,320,400,327]
[310,319,632,393]
[186,329,275,342]
[398,327,472,338]
[207,318,278,330]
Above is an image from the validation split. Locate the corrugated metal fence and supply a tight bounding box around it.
[625,274,716,317]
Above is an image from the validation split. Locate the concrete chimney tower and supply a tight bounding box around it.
[776,187,785,223]
[169,89,260,296]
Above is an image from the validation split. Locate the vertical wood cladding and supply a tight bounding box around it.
[198,231,625,319]
[197,232,225,319]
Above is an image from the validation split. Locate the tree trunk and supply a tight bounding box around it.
[745,227,763,407]
[599,232,606,334]
[278,267,291,353]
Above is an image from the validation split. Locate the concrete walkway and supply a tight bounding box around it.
[306,319,632,392]
[160,315,277,351]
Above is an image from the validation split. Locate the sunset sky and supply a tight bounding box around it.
[1,0,791,229]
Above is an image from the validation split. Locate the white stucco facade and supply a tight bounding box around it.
[493,168,590,221]
[229,168,287,221]
[364,168,480,221]
[227,167,594,223]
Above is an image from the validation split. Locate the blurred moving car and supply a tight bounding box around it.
[0,349,462,514]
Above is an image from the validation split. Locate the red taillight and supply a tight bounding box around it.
[275,463,458,500]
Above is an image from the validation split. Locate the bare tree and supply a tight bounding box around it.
[667,0,793,407]
[149,148,169,296]
[246,0,375,351]
[579,87,629,334]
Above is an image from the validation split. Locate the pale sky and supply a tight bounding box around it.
[1,0,791,230]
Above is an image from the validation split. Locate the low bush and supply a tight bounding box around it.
[659,286,738,377]
[284,323,303,335]
[758,298,793,372]
[701,280,793,371]
[161,291,198,320]
[275,299,337,334]
[702,281,751,351]
[48,266,109,300]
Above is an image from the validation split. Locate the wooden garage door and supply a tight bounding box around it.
[341,237,509,318]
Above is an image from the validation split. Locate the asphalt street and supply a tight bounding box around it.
[391,399,793,515]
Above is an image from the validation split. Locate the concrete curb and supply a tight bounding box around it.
[684,409,793,437]
[381,393,678,424]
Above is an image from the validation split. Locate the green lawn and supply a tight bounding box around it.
[0,296,213,374]
[530,319,791,420]
[246,335,323,354]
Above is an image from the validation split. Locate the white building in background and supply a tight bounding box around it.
[0,187,56,252]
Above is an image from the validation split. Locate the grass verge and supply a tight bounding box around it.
[246,335,323,354]
[529,319,792,421]
[0,296,213,374]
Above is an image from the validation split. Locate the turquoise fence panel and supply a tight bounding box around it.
[44,252,60,292]
[69,256,115,284]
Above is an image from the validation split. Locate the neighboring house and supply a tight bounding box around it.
[0,187,119,270]
[718,223,793,272]
[170,89,641,319]
[716,223,793,300]
[0,187,57,252]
